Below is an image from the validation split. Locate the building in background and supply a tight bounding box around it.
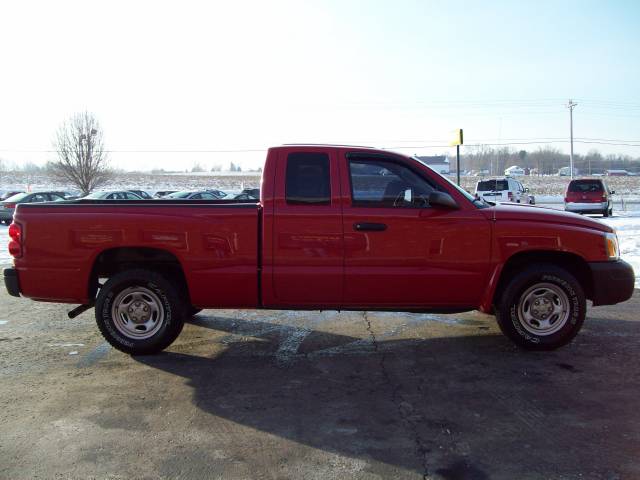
[416,155,449,174]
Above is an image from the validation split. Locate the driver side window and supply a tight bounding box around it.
[348,158,436,208]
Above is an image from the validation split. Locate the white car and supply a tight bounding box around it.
[475,178,535,204]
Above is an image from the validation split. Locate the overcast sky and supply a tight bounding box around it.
[0,0,639,171]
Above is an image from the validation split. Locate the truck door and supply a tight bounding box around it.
[270,149,344,307]
[339,151,491,309]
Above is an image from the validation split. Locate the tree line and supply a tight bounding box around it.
[451,146,640,175]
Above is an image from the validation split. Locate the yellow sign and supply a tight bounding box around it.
[450,128,464,146]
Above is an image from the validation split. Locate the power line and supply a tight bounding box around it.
[2,138,640,155]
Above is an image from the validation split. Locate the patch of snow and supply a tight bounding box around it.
[0,225,10,266]
[0,320,7,325]
[601,211,640,287]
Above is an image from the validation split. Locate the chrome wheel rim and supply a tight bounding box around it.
[111,286,165,340]
[517,282,570,336]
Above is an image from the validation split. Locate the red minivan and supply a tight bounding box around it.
[564,179,614,217]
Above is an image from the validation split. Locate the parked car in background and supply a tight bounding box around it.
[233,188,260,200]
[475,178,535,204]
[564,179,614,217]
[1,191,65,224]
[153,190,177,198]
[605,169,629,176]
[50,191,80,200]
[233,192,259,200]
[504,165,525,176]
[82,191,144,200]
[0,191,24,201]
[128,190,153,199]
[558,166,581,176]
[205,189,227,198]
[164,190,223,200]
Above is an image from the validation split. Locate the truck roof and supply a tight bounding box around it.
[280,143,375,149]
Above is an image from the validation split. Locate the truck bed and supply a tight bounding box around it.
[13,200,261,307]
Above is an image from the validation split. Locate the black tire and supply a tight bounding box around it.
[603,208,610,217]
[495,265,585,351]
[187,306,202,317]
[95,269,186,355]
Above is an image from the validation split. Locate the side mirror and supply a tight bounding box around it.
[429,191,459,209]
[610,190,616,195]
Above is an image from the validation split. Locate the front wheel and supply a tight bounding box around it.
[495,265,585,350]
[95,269,186,355]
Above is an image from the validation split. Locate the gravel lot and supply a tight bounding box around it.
[1,279,639,479]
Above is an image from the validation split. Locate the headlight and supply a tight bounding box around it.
[604,232,619,259]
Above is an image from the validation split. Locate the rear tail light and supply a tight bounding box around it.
[8,222,22,258]
[4,203,16,209]
[602,194,608,201]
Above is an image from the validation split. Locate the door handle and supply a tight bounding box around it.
[353,222,387,232]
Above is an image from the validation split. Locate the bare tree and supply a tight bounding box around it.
[50,112,111,195]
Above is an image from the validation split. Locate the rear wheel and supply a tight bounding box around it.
[603,208,610,217]
[95,269,186,355]
[495,265,585,350]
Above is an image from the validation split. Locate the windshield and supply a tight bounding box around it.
[83,192,106,199]
[166,191,193,198]
[413,156,486,208]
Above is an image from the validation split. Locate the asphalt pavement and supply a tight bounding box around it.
[1,280,639,479]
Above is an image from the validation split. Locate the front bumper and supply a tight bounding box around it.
[3,268,20,297]
[589,260,635,306]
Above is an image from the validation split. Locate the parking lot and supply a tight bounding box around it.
[1,278,639,479]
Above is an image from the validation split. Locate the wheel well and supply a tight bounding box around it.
[89,247,189,302]
[494,251,593,305]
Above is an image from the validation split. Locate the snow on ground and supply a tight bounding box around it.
[0,225,10,266]
[2,210,640,287]
[600,211,640,287]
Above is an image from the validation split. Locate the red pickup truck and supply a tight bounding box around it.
[3,145,634,354]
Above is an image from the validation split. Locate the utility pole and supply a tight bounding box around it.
[456,144,460,185]
[567,99,577,178]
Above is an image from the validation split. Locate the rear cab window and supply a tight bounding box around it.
[285,152,331,205]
